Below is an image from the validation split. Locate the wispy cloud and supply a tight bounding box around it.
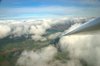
[0,6,100,19]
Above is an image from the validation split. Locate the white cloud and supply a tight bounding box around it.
[0,25,11,39]
[16,45,57,66]
[0,17,91,41]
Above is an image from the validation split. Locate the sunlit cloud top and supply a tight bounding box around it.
[0,0,100,19]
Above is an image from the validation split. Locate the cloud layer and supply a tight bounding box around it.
[15,17,100,66]
[0,17,89,41]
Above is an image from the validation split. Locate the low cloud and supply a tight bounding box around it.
[0,17,89,41]
[0,25,11,39]
[16,26,100,66]
[16,45,57,66]
[15,17,100,66]
[58,24,100,66]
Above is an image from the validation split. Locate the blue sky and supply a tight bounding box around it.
[0,0,100,19]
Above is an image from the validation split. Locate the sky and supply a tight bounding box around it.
[0,0,100,19]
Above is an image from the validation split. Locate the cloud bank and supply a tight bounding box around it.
[0,17,89,41]
[59,33,100,66]
[15,17,100,66]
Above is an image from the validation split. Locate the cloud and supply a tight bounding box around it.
[58,23,100,66]
[48,32,62,40]
[16,45,57,66]
[0,25,11,39]
[31,35,47,41]
[16,23,100,66]
[8,17,99,66]
[59,34,100,66]
[0,17,91,41]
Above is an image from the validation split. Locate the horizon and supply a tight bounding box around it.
[0,0,100,19]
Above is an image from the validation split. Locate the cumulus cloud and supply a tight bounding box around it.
[31,35,47,41]
[58,27,100,66]
[15,17,100,66]
[16,45,57,66]
[0,25,11,39]
[16,33,100,66]
[0,17,89,41]
[0,19,51,40]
